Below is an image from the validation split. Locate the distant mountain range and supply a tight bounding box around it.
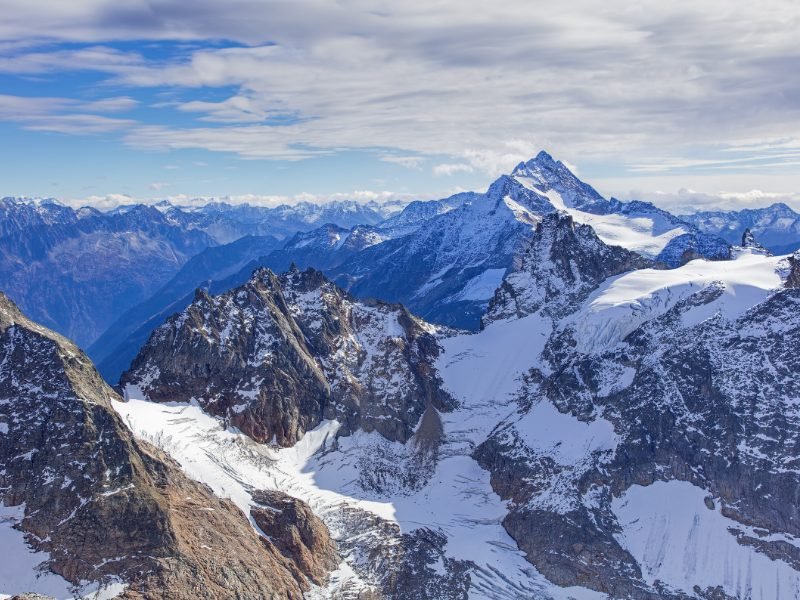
[4,154,800,385]
[88,152,737,381]
[0,197,398,349]
[681,202,800,254]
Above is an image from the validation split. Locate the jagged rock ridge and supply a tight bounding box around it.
[122,266,455,446]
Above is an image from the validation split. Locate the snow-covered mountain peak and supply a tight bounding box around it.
[123,265,453,446]
[510,149,559,178]
[509,150,606,211]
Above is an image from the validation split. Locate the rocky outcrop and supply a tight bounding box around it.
[250,490,340,586]
[330,506,472,599]
[655,231,731,266]
[786,250,800,288]
[122,266,455,446]
[0,292,333,598]
[484,212,652,324]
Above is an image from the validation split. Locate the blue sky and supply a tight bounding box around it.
[1,0,800,212]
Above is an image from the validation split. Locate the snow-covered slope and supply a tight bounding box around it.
[473,235,800,598]
[613,480,800,598]
[319,152,728,329]
[566,251,786,353]
[510,160,715,262]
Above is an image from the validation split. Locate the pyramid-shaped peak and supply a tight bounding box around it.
[511,150,575,178]
[508,151,605,210]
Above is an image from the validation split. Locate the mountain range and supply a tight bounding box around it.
[2,152,800,599]
[0,197,396,349]
[87,152,756,382]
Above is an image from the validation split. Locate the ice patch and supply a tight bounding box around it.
[437,312,552,412]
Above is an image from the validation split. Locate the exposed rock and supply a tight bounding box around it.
[0,292,331,598]
[330,505,472,599]
[655,231,731,266]
[122,266,455,446]
[250,490,340,585]
[786,250,800,288]
[484,212,652,324]
[476,253,800,597]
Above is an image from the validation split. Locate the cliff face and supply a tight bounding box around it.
[0,292,336,599]
[122,266,454,446]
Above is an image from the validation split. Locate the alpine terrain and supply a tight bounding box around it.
[2,152,799,600]
[114,200,800,599]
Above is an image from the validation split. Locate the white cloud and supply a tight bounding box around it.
[379,155,425,169]
[0,93,135,133]
[433,163,473,176]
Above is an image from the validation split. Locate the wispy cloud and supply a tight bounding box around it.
[433,163,473,176]
[380,155,425,169]
[0,94,135,133]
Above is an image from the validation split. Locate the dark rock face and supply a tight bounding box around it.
[0,293,333,598]
[655,231,731,267]
[122,266,455,446]
[740,227,771,255]
[484,212,652,324]
[785,251,800,289]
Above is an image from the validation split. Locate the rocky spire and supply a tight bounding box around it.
[786,251,800,288]
[740,227,771,255]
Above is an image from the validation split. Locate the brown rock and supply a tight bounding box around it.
[0,292,331,599]
[250,490,340,585]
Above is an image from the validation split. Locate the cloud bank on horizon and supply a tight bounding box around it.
[1,0,799,211]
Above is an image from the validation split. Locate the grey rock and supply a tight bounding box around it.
[122,266,455,446]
